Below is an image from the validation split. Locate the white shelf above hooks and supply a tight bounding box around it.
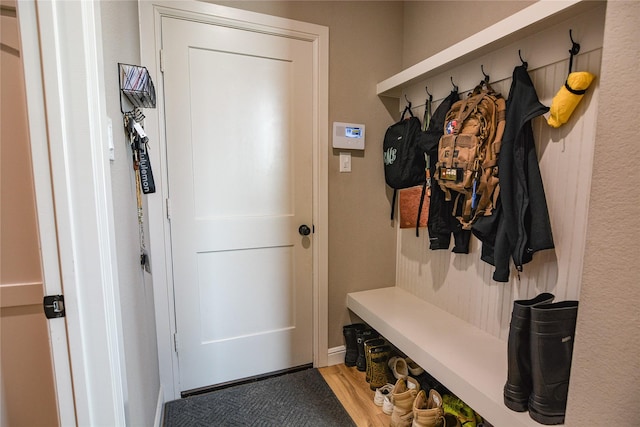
[376,0,600,98]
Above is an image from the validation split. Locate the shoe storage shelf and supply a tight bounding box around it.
[347,287,544,427]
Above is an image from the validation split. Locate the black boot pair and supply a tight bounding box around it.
[342,323,377,370]
[503,293,579,425]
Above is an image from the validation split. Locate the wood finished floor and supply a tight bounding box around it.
[319,364,389,427]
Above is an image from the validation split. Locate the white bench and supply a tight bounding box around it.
[347,287,550,427]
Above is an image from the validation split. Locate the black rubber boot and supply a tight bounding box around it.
[504,292,555,412]
[342,323,365,367]
[356,328,378,371]
[528,301,579,425]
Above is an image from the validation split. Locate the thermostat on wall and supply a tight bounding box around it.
[332,122,365,150]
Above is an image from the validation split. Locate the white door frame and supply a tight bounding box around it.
[17,1,127,425]
[139,0,329,401]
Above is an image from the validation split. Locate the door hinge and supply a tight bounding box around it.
[173,332,179,353]
[43,295,66,319]
[159,49,164,73]
[166,198,171,220]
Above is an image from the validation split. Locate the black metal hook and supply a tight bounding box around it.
[568,29,581,74]
[518,49,528,69]
[402,94,414,118]
[569,29,581,55]
[450,76,458,92]
[481,64,490,83]
[425,86,433,102]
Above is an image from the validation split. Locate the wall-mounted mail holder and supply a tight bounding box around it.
[118,63,156,113]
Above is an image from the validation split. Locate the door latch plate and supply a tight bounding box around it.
[43,295,66,319]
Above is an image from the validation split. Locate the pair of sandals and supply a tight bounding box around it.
[388,356,425,380]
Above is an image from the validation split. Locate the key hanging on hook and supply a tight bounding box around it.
[568,29,581,74]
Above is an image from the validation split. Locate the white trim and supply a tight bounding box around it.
[327,346,347,367]
[139,0,329,401]
[25,0,127,425]
[153,385,165,427]
[313,13,330,371]
[139,2,180,400]
[17,1,75,425]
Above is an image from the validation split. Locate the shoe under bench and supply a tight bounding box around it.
[347,286,554,427]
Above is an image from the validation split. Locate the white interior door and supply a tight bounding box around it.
[161,16,314,393]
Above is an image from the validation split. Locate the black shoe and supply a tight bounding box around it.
[342,323,365,367]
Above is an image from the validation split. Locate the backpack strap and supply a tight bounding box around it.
[452,92,488,135]
[474,173,499,217]
[415,181,428,237]
[402,104,414,120]
[390,189,397,220]
[440,183,453,202]
[415,98,434,236]
[472,95,506,220]
[452,192,472,230]
[422,97,432,131]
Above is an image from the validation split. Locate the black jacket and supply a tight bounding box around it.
[473,65,554,281]
[423,91,471,253]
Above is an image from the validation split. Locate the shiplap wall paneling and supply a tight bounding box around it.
[395,44,602,341]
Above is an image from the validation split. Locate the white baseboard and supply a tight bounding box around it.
[153,385,164,427]
[327,345,346,366]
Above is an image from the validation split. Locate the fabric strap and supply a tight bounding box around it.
[564,80,587,95]
[415,96,434,236]
[391,189,397,220]
[422,98,432,132]
[415,181,428,237]
[453,92,487,134]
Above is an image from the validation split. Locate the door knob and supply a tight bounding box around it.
[298,225,311,236]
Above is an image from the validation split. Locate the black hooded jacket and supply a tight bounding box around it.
[473,65,554,281]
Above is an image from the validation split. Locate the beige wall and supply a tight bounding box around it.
[0,1,59,425]
[208,1,540,350]
[402,1,533,68]
[566,1,640,424]
[210,0,543,350]
[212,1,403,348]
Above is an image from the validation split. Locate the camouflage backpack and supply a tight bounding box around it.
[435,83,506,229]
